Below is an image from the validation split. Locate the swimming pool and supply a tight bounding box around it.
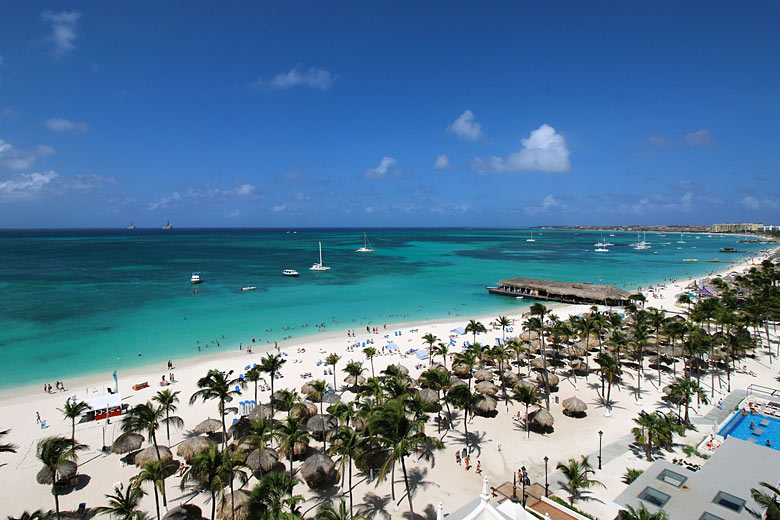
[719,412,780,451]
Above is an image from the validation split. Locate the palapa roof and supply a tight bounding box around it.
[134,445,173,466]
[194,418,222,434]
[163,504,203,520]
[530,408,554,427]
[301,452,337,489]
[562,396,588,413]
[37,460,77,484]
[177,436,210,462]
[497,277,630,301]
[111,432,144,454]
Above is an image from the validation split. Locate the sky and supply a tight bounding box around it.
[0,1,779,228]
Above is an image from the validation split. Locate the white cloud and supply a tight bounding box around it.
[741,196,778,211]
[618,191,696,215]
[44,117,89,133]
[42,10,81,58]
[434,154,451,170]
[0,139,55,171]
[148,182,258,210]
[363,156,398,179]
[472,124,571,174]
[0,171,58,201]
[447,110,483,141]
[235,183,255,196]
[644,129,713,149]
[272,204,287,213]
[525,193,567,215]
[253,66,334,91]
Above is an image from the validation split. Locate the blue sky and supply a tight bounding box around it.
[0,1,778,228]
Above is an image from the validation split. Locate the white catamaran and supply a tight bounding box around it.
[355,232,375,253]
[310,241,331,271]
[526,231,535,242]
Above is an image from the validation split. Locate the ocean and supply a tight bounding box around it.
[0,228,764,389]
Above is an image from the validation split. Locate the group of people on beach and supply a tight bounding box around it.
[43,381,66,393]
[454,447,481,474]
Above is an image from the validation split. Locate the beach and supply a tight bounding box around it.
[1,248,777,519]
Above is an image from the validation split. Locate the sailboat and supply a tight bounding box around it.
[526,231,535,242]
[677,232,686,244]
[594,232,613,247]
[355,232,375,253]
[634,232,650,250]
[126,221,135,230]
[310,241,331,271]
[162,220,173,230]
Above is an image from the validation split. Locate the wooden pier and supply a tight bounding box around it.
[487,277,631,306]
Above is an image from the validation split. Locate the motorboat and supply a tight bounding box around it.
[163,220,173,230]
[310,241,331,271]
[241,286,256,291]
[283,269,299,277]
[126,221,135,230]
[594,247,609,252]
[191,272,202,283]
[355,232,375,253]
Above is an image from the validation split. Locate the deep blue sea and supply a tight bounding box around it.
[0,228,765,388]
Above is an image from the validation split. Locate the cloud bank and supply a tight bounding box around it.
[472,124,571,173]
[42,10,81,58]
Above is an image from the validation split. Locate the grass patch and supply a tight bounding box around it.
[546,495,597,520]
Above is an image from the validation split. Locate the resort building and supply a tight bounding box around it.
[613,436,780,519]
[487,277,631,306]
[709,223,763,233]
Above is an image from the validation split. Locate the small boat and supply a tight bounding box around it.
[241,286,256,291]
[309,241,331,271]
[355,232,375,253]
[163,220,173,230]
[282,269,299,277]
[126,221,135,230]
[594,247,609,253]
[683,258,698,262]
[191,272,202,283]
[677,232,685,244]
[526,231,535,242]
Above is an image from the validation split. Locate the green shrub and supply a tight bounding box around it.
[547,495,597,520]
[622,468,644,484]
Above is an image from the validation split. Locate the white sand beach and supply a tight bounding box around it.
[1,251,778,519]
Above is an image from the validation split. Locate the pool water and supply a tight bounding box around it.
[719,412,780,451]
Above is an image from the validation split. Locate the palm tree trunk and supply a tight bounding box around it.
[401,455,414,515]
[254,380,258,404]
[153,485,161,520]
[289,453,294,479]
[444,401,453,430]
[210,488,216,520]
[525,404,530,439]
[230,479,236,520]
[270,378,276,420]
[151,431,169,510]
[370,358,375,378]
[349,459,354,520]
[53,483,61,520]
[220,398,228,450]
[71,419,76,449]
[166,410,171,443]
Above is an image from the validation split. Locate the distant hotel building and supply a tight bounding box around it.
[709,223,763,233]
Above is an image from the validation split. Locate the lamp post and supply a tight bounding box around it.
[543,456,549,497]
[598,430,604,470]
[512,471,518,502]
[521,465,527,506]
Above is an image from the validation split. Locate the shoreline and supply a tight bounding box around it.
[1,250,769,404]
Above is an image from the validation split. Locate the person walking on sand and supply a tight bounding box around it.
[36,411,41,424]
[476,460,482,474]
[465,455,471,471]
[456,450,461,465]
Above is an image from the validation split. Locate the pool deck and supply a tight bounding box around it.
[693,389,747,429]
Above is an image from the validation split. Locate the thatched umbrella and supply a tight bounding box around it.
[474,395,497,415]
[301,382,317,398]
[395,364,410,376]
[530,357,546,370]
[452,364,471,377]
[562,396,588,414]
[36,460,77,485]
[270,391,289,410]
[352,415,368,432]
[418,388,439,404]
[195,418,222,434]
[111,432,144,455]
[246,447,280,473]
[474,369,493,382]
[300,452,337,489]
[228,417,252,440]
[344,375,366,386]
[564,345,587,357]
[231,438,255,455]
[134,446,173,466]
[449,378,468,390]
[429,363,448,374]
[290,401,317,420]
[293,438,309,458]
[515,380,536,391]
[502,371,519,386]
[163,504,203,520]
[475,381,499,396]
[569,360,587,372]
[177,436,210,462]
[217,489,250,520]
[536,372,560,388]
[247,404,273,421]
[519,331,539,342]
[322,393,341,405]
[530,408,554,428]
[307,414,337,436]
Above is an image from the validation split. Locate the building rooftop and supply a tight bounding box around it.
[614,436,780,519]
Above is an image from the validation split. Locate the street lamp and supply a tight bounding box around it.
[521,465,528,506]
[543,456,549,497]
[598,430,604,470]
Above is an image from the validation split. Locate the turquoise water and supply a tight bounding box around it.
[719,412,780,451]
[0,228,764,388]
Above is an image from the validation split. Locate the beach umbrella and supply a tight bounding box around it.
[306,414,337,435]
[536,372,560,388]
[474,395,498,415]
[530,357,546,370]
[231,437,255,455]
[111,432,144,455]
[519,331,539,342]
[321,393,341,405]
[270,392,293,412]
[385,342,399,351]
[451,327,466,335]
[394,363,410,376]
[228,417,252,440]
[301,383,317,398]
[290,401,317,420]
[502,371,519,386]
[452,364,471,377]
[564,345,587,357]
[246,447,280,473]
[247,404,273,421]
[429,363,448,374]
[530,408,554,428]
[448,378,468,391]
[569,360,587,372]
[415,349,429,360]
[474,369,493,382]
[177,436,210,462]
[300,452,337,489]
[418,388,439,404]
[163,505,202,520]
[515,380,536,392]
[134,446,173,466]
[562,396,588,414]
[475,381,499,395]
[194,418,222,434]
[217,489,250,520]
[293,438,309,458]
[344,375,366,386]
[36,460,77,485]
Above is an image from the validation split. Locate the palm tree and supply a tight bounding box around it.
[362,347,377,378]
[343,362,365,392]
[259,354,286,418]
[58,400,91,449]
[453,351,478,389]
[447,384,479,448]
[512,385,539,439]
[370,398,444,515]
[496,315,511,343]
[422,333,438,366]
[273,416,310,479]
[596,352,621,408]
[190,369,245,449]
[526,316,551,410]
[631,411,683,461]
[221,450,249,520]
[310,379,329,450]
[751,481,780,520]
[325,353,341,391]
[94,483,146,520]
[152,389,183,444]
[316,499,367,520]
[273,389,300,418]
[506,338,526,376]
[242,417,274,463]
[419,368,453,431]
[465,319,486,345]
[246,470,303,520]
[0,428,18,467]
[630,321,652,400]
[431,343,450,369]
[181,442,227,520]
[7,510,55,520]
[668,378,708,424]
[617,504,669,520]
[328,426,361,519]
[36,436,87,520]
[245,365,264,405]
[555,456,604,505]
[133,460,169,520]
[121,402,166,463]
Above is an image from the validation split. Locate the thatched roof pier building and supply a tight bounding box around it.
[487,277,630,306]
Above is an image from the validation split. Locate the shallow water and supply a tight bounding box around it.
[0,228,763,388]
